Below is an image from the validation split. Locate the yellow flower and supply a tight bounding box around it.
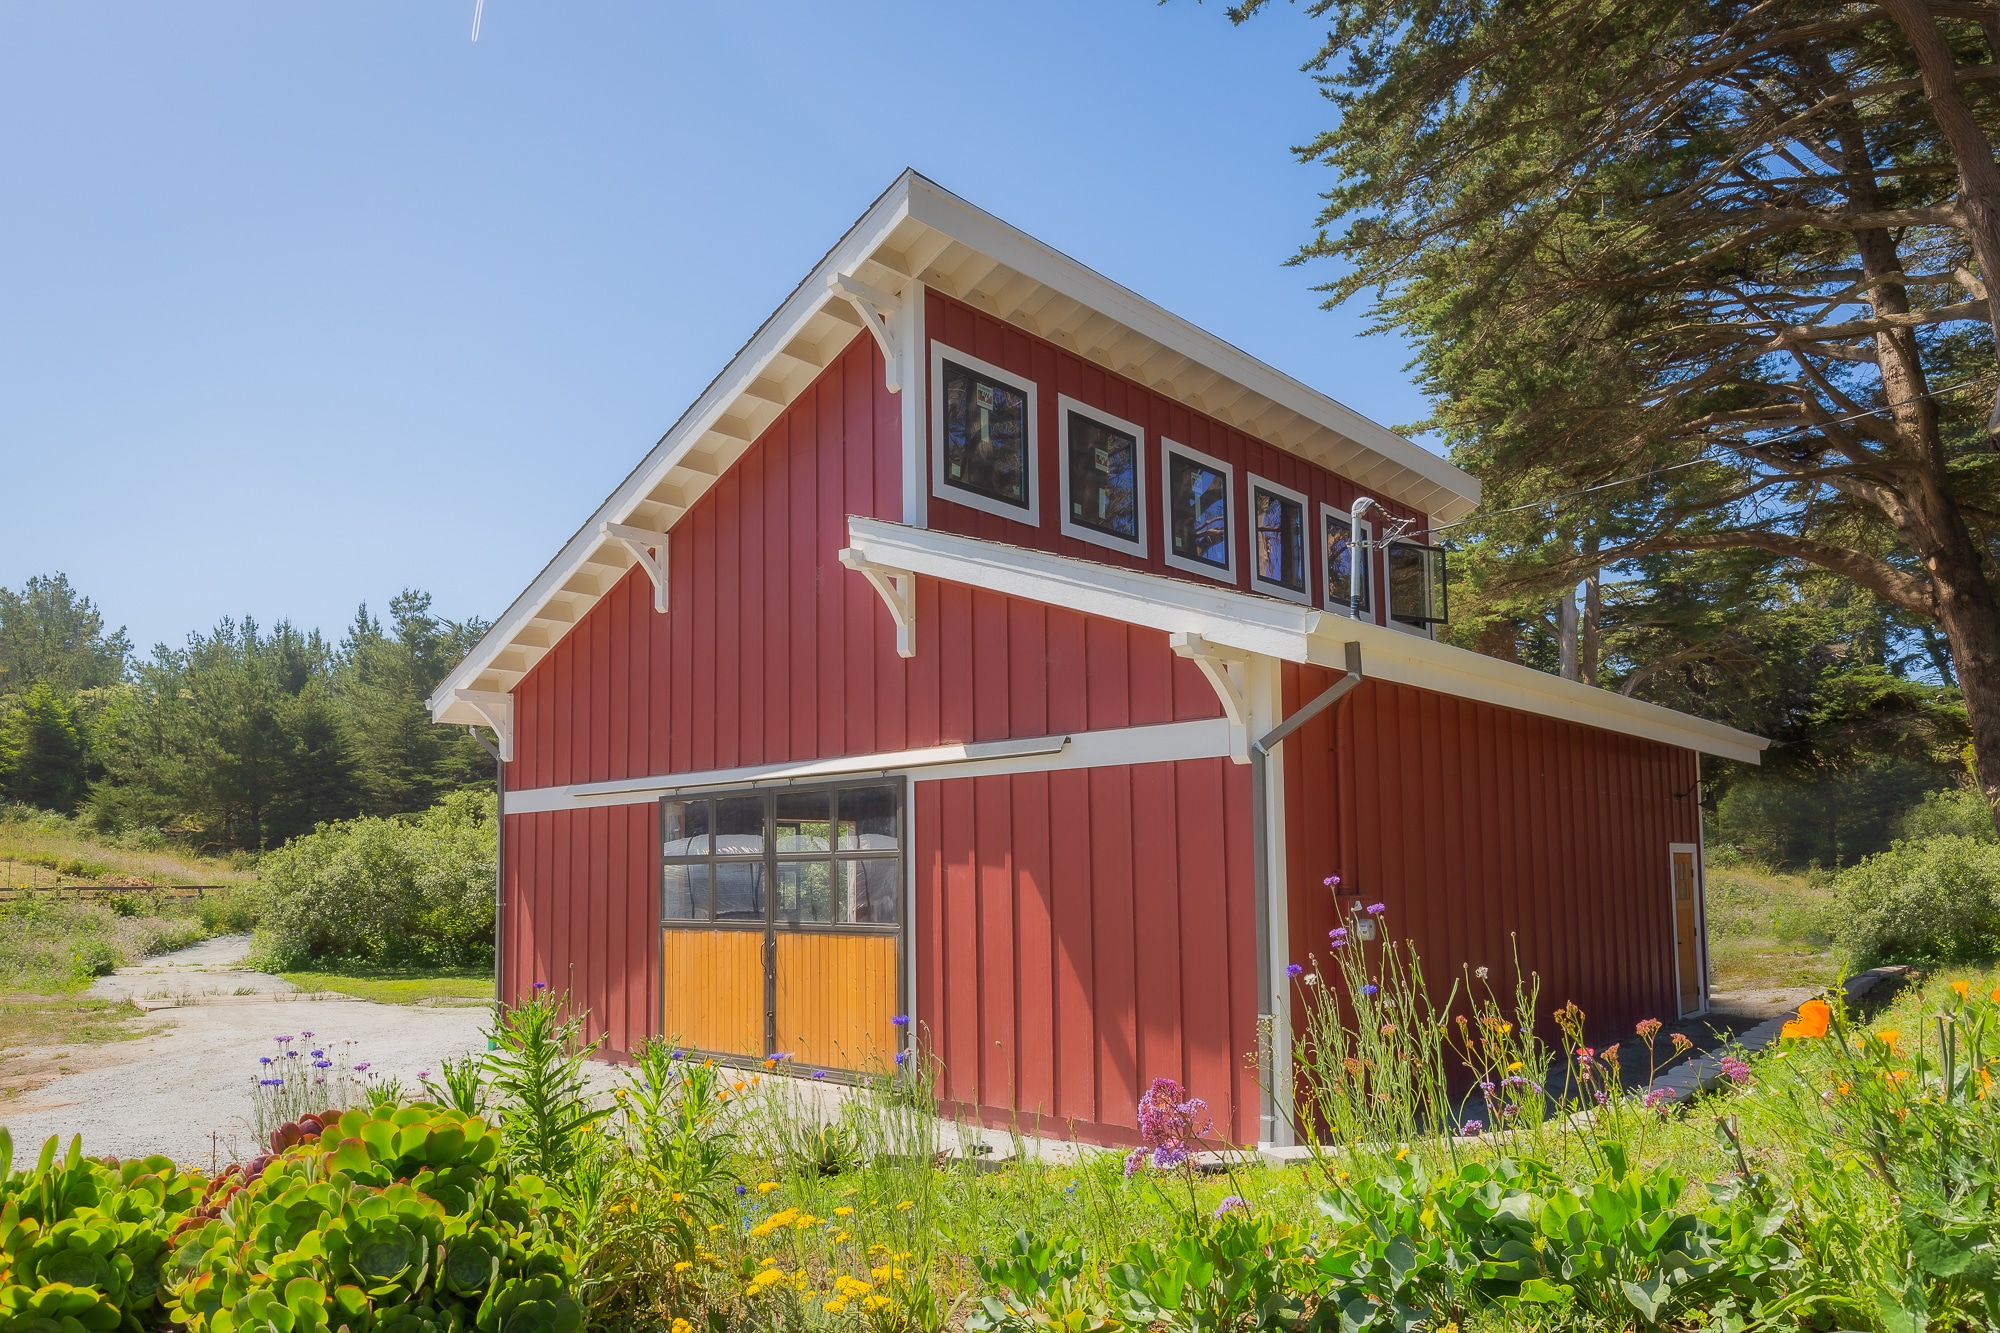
[1506,1061,1524,1073]
[757,1181,782,1194]
[673,1260,693,1274]
[862,1295,891,1312]
[1394,1147,1408,1161]
[751,1208,801,1238]
[834,1230,852,1243]
[823,1301,847,1314]
[834,1205,854,1217]
[672,1321,693,1333]
[895,1199,914,1211]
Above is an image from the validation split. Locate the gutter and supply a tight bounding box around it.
[1250,640,1364,1147]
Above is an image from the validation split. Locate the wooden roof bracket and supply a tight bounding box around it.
[838,548,916,657]
[600,522,671,613]
[828,273,904,393]
[451,688,515,762]
[1170,632,1252,764]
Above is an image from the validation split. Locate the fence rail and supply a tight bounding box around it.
[0,880,221,901]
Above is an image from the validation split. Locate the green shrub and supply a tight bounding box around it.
[253,791,494,969]
[1833,835,2000,966]
[1898,786,1999,842]
[194,883,264,934]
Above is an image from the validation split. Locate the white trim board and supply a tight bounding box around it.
[844,517,1770,764]
[499,718,1232,814]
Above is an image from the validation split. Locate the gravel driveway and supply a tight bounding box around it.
[0,938,491,1169]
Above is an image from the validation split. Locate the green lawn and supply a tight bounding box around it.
[1703,857,1842,991]
[277,966,495,1006]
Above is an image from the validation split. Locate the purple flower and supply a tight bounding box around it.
[1286,963,1303,978]
[275,1035,293,1044]
[300,1031,314,1039]
[1360,984,1379,997]
[1644,1088,1673,1115]
[891,1014,910,1027]
[669,1049,683,1060]
[1718,1056,1752,1086]
[1214,1194,1249,1218]
[314,1060,332,1069]
[1479,1081,1496,1094]
[735,1184,747,1196]
[353,1062,369,1072]
[1329,927,1349,941]
[310,1050,324,1058]
[1123,1077,1213,1177]
[1322,875,1341,887]
[533,981,548,990]
[895,1051,909,1066]
[1594,1091,1608,1106]
[259,1056,273,1065]
[418,1069,433,1080]
[812,1070,826,1080]
[259,1078,283,1086]
[1365,902,1386,916]
[1461,1119,1484,1137]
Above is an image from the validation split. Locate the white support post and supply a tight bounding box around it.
[896,278,926,527]
[1245,656,1295,1148]
[600,522,671,613]
[1170,632,1250,764]
[838,548,917,657]
[828,273,903,393]
[452,689,515,763]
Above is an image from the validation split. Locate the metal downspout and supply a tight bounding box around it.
[1251,640,1363,1147]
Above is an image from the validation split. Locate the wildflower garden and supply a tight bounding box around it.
[5,912,2000,1333]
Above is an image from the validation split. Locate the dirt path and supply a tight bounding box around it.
[0,940,490,1169]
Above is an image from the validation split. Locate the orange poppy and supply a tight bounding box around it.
[1952,980,1971,999]
[1784,998,1832,1040]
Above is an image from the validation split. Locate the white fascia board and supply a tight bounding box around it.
[849,516,1766,765]
[428,172,930,720]
[902,175,1481,523]
[844,516,1323,663]
[1300,621,1769,764]
[499,718,1230,814]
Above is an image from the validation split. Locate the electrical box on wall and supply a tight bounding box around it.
[1339,897,1379,942]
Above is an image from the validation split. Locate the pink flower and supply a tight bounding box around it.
[1718,1056,1752,1086]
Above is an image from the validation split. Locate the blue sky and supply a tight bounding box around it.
[0,2,1432,654]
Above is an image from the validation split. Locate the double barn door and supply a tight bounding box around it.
[658,781,904,1071]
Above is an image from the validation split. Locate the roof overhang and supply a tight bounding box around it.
[432,169,1481,722]
[843,518,1769,766]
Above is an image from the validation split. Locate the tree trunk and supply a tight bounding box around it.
[1930,552,2000,828]
[1557,591,1580,681]
[1581,566,1601,686]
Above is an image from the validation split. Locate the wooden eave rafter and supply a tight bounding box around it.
[430,170,1480,730]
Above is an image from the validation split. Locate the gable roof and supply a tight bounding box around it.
[432,170,1480,721]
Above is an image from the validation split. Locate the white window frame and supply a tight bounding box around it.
[929,340,1040,527]
[1245,472,1312,606]
[1056,394,1148,558]
[1159,439,1237,583]
[1383,538,1440,639]
[1320,503,1375,621]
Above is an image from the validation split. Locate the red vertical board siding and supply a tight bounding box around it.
[923,291,1429,604]
[499,332,1227,1067]
[1284,677,1700,1053]
[916,760,1258,1147]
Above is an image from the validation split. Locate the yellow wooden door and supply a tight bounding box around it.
[774,933,899,1072]
[661,929,766,1059]
[1672,848,1703,1016]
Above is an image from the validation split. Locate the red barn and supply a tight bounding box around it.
[431,172,1766,1149]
